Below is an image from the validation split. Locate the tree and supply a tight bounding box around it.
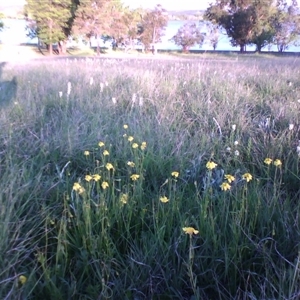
[249,4,277,52]
[138,5,168,51]
[115,7,143,51]
[171,22,204,52]
[0,13,4,32]
[25,0,73,55]
[73,0,119,55]
[205,0,275,52]
[205,22,220,50]
[271,0,300,52]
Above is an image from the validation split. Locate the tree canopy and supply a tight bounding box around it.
[25,0,75,55]
[205,0,300,52]
[138,5,168,50]
[0,12,4,31]
[172,22,204,52]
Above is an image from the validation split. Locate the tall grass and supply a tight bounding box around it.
[0,55,299,299]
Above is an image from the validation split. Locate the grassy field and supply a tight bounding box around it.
[0,55,300,300]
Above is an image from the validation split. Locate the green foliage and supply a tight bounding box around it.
[138,4,168,49]
[25,0,73,55]
[0,12,4,31]
[172,22,204,52]
[73,0,124,54]
[271,0,300,52]
[205,0,300,52]
[1,56,300,299]
[204,22,219,50]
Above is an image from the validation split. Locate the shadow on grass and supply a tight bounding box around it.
[0,62,17,108]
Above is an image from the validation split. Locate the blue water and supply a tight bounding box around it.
[1,19,299,52]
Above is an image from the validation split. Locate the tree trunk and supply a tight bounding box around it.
[96,35,100,55]
[256,44,262,53]
[183,45,189,53]
[49,43,53,56]
[58,41,67,55]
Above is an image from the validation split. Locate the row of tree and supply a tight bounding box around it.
[24,0,300,55]
[205,0,300,52]
[25,0,168,55]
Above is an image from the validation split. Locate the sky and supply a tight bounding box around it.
[122,0,211,10]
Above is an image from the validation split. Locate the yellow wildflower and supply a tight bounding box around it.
[132,143,139,149]
[171,171,179,178]
[103,150,109,156]
[220,182,231,191]
[242,173,253,182]
[84,150,90,156]
[92,174,101,181]
[123,124,128,129]
[128,136,134,142]
[127,161,135,167]
[224,174,235,183]
[182,227,199,236]
[120,193,128,204]
[98,142,105,147]
[141,142,147,150]
[130,174,140,181]
[160,196,169,203]
[19,275,27,285]
[264,158,272,165]
[73,182,81,191]
[274,159,282,167]
[78,187,85,194]
[101,181,109,189]
[206,161,217,170]
[85,175,93,182]
[106,163,114,171]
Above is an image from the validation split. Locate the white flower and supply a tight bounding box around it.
[100,82,104,92]
[132,93,136,103]
[90,77,94,85]
[234,150,240,156]
[139,97,143,107]
[226,147,231,152]
[112,97,116,104]
[232,124,236,131]
[234,141,239,146]
[67,81,71,96]
[59,91,63,98]
[289,124,294,130]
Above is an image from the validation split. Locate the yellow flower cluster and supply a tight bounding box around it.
[106,163,114,171]
[220,182,231,191]
[101,181,109,189]
[171,171,179,178]
[127,161,135,167]
[264,158,282,167]
[85,174,101,182]
[103,150,109,156]
[130,174,140,181]
[242,173,252,182]
[73,182,85,194]
[160,196,169,203]
[120,193,128,204]
[182,227,199,236]
[206,161,217,170]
